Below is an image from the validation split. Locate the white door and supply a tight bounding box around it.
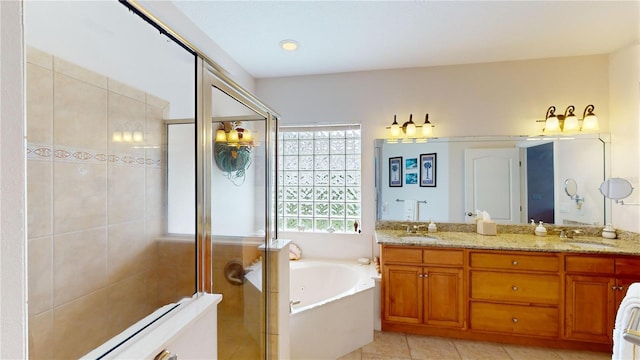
[464,148,521,224]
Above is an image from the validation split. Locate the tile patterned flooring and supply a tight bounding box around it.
[338,331,611,360]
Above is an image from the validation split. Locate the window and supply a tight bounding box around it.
[278,124,361,233]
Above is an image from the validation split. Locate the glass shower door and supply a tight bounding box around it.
[198,63,278,359]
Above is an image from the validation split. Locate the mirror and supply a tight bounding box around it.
[375,134,609,226]
[564,178,578,197]
[600,177,634,200]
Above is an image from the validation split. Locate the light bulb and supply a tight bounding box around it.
[112,131,123,142]
[242,129,253,143]
[422,124,432,137]
[133,131,144,142]
[406,122,416,136]
[122,131,133,142]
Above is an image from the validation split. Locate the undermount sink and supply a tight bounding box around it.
[400,235,443,243]
[564,241,616,250]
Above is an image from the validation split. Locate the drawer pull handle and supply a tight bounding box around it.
[512,260,518,266]
[512,318,519,323]
[512,286,518,291]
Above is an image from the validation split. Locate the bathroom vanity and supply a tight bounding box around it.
[376,227,640,352]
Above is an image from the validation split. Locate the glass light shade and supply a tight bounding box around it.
[242,129,253,143]
[563,115,579,131]
[545,116,560,132]
[422,124,433,137]
[390,123,400,138]
[227,129,240,143]
[405,122,417,136]
[133,131,144,142]
[215,129,227,142]
[582,114,599,130]
[112,131,123,142]
[122,131,133,142]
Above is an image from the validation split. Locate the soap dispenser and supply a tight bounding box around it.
[602,224,617,239]
[535,221,547,236]
[428,220,437,233]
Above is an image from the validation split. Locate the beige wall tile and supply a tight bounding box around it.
[53,73,107,150]
[108,78,145,102]
[107,91,146,157]
[53,289,109,360]
[107,164,145,224]
[107,272,151,335]
[145,167,165,221]
[27,160,52,238]
[27,63,53,144]
[28,310,54,360]
[146,93,169,110]
[53,162,107,234]
[107,220,147,283]
[28,236,53,316]
[53,227,108,306]
[26,46,53,69]
[53,56,107,89]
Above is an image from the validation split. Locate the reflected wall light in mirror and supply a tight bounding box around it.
[214,121,253,186]
[538,104,599,133]
[112,122,144,143]
[600,177,638,206]
[387,113,434,143]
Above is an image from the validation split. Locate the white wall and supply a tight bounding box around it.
[0,0,27,358]
[257,55,611,258]
[609,44,640,233]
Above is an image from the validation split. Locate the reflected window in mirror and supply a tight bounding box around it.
[278,125,361,233]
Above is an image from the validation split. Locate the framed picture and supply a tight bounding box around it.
[389,156,403,187]
[405,173,418,185]
[405,158,417,170]
[420,153,437,187]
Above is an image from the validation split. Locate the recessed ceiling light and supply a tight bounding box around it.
[280,39,299,51]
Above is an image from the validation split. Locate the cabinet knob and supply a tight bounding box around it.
[619,286,625,291]
[512,286,518,291]
[512,318,519,323]
[512,260,518,266]
[418,274,423,278]
[612,285,618,290]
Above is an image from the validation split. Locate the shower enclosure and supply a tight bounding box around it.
[25,2,278,359]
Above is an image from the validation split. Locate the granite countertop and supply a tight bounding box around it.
[375,228,640,256]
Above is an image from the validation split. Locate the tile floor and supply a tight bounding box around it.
[338,331,611,360]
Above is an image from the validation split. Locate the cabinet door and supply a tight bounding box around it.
[565,274,615,343]
[424,267,464,328]
[384,264,422,324]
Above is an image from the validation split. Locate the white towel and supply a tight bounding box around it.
[613,283,640,360]
[403,200,418,221]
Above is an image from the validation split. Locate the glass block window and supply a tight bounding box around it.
[278,124,361,233]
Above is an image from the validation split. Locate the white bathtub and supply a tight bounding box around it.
[289,259,375,360]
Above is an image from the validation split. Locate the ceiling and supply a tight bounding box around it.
[172,0,639,79]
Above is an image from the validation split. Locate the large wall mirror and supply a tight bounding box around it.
[375,134,610,226]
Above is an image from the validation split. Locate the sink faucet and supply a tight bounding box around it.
[559,229,582,239]
[405,224,426,234]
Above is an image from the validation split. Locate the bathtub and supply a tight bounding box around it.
[289,259,375,359]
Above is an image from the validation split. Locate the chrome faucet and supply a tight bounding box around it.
[405,224,426,234]
[559,229,582,239]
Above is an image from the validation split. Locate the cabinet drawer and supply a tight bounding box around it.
[424,249,463,266]
[470,271,560,305]
[470,252,559,272]
[616,256,640,277]
[383,246,422,264]
[565,255,614,275]
[470,302,559,337]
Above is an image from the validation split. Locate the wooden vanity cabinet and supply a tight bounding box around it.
[564,255,640,343]
[468,251,561,338]
[382,245,464,329]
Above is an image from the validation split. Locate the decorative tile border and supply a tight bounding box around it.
[27,142,162,168]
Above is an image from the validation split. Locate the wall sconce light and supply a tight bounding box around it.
[539,104,599,133]
[387,113,434,143]
[214,121,253,186]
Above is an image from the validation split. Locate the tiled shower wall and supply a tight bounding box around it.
[26,47,192,360]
